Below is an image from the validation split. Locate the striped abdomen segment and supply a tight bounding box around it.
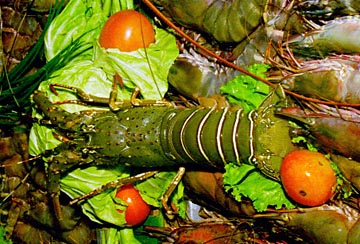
[161,107,250,168]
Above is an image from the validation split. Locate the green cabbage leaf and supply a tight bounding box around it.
[223,164,295,211]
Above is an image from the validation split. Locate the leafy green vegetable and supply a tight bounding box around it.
[0,226,12,244]
[43,0,178,101]
[134,214,164,244]
[98,227,141,244]
[61,168,185,226]
[136,171,186,218]
[61,166,130,226]
[220,63,270,113]
[93,27,178,100]
[96,199,165,244]
[45,0,132,60]
[223,164,295,211]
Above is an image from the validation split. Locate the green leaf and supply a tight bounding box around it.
[61,166,130,226]
[29,123,63,155]
[220,63,270,113]
[223,163,295,212]
[45,0,115,60]
[44,0,178,100]
[0,226,12,244]
[135,171,186,218]
[95,192,165,244]
[60,168,185,227]
[93,27,179,99]
[97,227,142,244]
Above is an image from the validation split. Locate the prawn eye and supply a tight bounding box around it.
[280,150,337,207]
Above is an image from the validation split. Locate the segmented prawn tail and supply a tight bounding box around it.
[152,0,265,43]
[162,106,249,169]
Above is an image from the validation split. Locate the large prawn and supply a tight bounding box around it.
[30,81,297,223]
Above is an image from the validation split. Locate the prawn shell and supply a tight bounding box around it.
[155,0,265,42]
[285,210,351,243]
[168,55,235,99]
[283,58,360,104]
[288,16,360,55]
[278,107,360,162]
[330,154,360,191]
[348,219,360,244]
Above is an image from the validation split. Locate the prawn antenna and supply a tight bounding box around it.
[0,155,42,168]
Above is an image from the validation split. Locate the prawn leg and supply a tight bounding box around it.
[50,82,172,110]
[69,171,159,205]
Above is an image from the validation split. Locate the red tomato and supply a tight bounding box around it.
[116,184,150,226]
[280,150,337,207]
[99,10,155,52]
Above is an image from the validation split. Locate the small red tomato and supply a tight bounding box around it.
[99,10,155,52]
[280,150,337,207]
[116,184,150,226]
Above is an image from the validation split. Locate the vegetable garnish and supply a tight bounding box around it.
[220,63,270,114]
[224,163,295,212]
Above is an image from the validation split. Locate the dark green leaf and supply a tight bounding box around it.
[223,163,295,212]
[220,63,270,113]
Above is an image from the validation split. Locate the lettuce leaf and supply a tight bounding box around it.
[60,167,185,226]
[0,226,12,244]
[44,0,178,101]
[98,227,141,244]
[220,63,270,113]
[93,27,179,100]
[223,164,295,212]
[61,166,130,225]
[135,171,186,218]
[45,0,130,60]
